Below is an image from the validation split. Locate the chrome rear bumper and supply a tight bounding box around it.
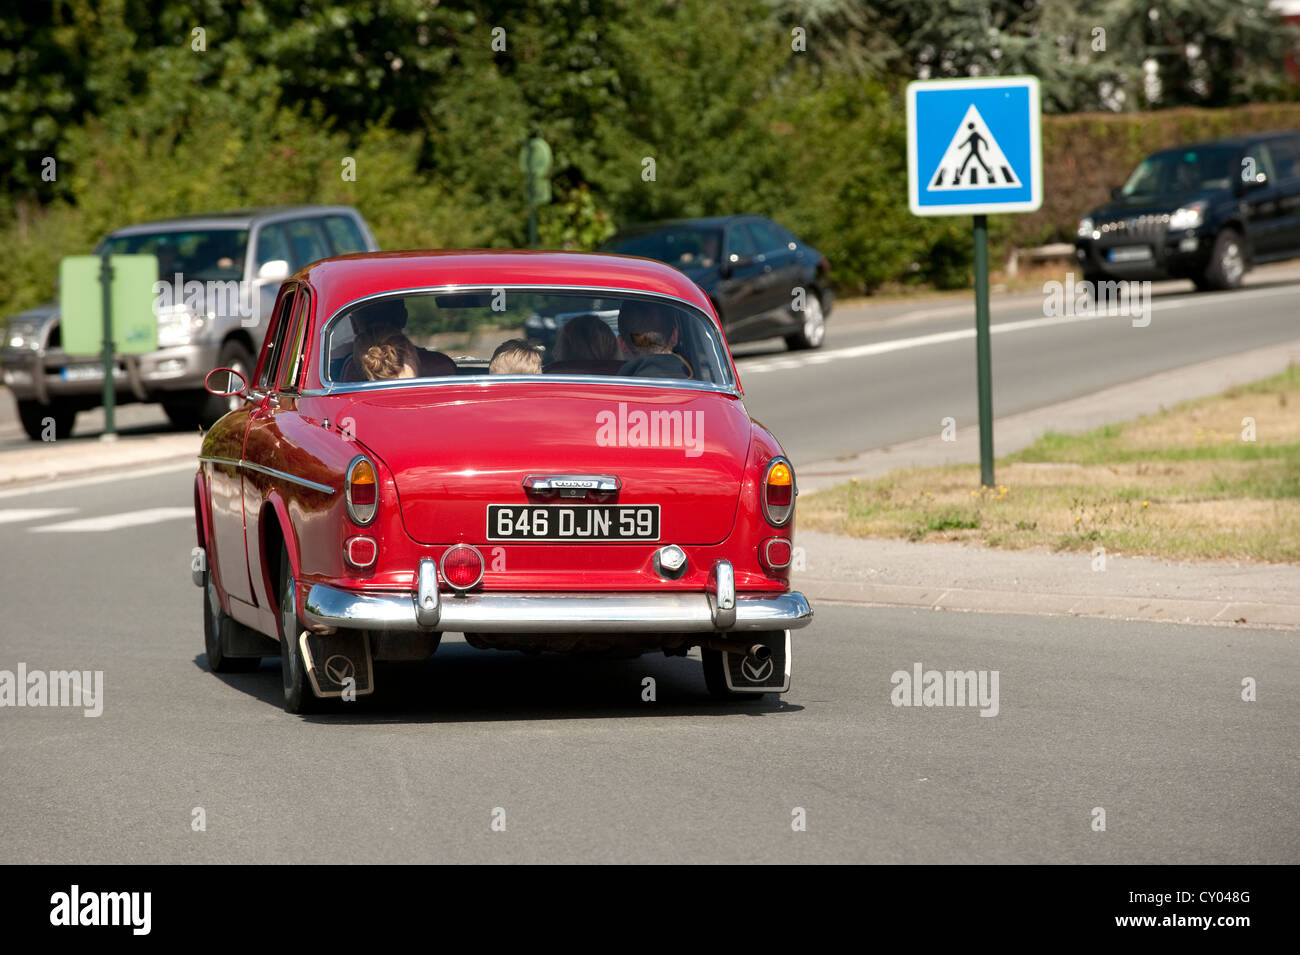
[302,558,812,634]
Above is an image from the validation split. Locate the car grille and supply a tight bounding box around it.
[1095,213,1169,246]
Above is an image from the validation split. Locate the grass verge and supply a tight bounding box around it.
[801,365,1300,562]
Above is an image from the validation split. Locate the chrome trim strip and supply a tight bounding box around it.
[300,374,737,399]
[197,456,335,495]
[301,583,812,634]
[708,559,737,629]
[243,462,336,495]
[313,283,739,396]
[415,558,440,627]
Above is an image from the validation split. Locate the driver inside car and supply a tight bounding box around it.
[615,299,692,379]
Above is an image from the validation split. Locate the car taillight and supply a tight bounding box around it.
[762,457,795,526]
[346,455,377,525]
[441,544,484,591]
[345,535,377,569]
[761,537,792,570]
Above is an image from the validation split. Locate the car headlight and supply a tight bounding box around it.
[1076,216,1094,239]
[156,306,204,347]
[1168,203,1205,232]
[6,324,42,349]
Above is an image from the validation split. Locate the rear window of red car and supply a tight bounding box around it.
[321,290,734,388]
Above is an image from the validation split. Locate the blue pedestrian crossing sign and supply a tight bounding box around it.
[907,76,1042,216]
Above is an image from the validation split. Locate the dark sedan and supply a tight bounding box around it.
[593,216,832,351]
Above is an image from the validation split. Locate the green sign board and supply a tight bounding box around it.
[519,137,553,205]
[59,254,159,356]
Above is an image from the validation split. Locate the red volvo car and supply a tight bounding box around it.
[192,250,812,712]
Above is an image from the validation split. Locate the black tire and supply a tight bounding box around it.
[162,398,203,431]
[198,339,255,428]
[277,542,318,713]
[701,648,766,701]
[204,570,260,673]
[784,292,827,351]
[16,399,76,441]
[1195,229,1246,291]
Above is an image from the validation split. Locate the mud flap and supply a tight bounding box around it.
[298,631,375,699]
[722,630,791,693]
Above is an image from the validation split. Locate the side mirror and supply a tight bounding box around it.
[256,259,290,283]
[204,366,249,399]
[1237,171,1268,193]
[1109,185,1124,201]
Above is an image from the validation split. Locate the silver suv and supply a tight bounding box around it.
[2,205,377,439]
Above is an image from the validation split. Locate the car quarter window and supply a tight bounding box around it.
[1268,136,1300,181]
[282,219,331,271]
[321,215,368,255]
[255,223,291,269]
[726,226,757,261]
[1242,143,1278,184]
[277,289,312,392]
[257,286,298,390]
[746,220,786,256]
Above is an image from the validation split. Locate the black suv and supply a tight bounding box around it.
[1074,130,1300,291]
[596,215,833,350]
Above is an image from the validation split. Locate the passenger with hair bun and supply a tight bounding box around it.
[355,325,420,380]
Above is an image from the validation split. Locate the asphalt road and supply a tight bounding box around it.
[0,467,1296,863]
[4,265,1299,468]
[734,268,1300,464]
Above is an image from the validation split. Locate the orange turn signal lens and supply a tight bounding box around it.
[768,462,792,487]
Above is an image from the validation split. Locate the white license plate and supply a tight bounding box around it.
[487,504,660,541]
[1107,246,1152,263]
[60,365,106,381]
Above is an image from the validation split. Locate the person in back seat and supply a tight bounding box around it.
[335,299,456,380]
[489,339,543,374]
[616,299,692,379]
[555,314,618,362]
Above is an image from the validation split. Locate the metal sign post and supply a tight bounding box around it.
[907,76,1042,488]
[519,135,552,249]
[99,252,116,438]
[972,215,994,487]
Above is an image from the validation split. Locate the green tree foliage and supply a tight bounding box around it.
[1,0,1298,318]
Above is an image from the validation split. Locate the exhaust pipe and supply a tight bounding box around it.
[698,637,771,662]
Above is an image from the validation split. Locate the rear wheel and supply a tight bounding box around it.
[278,542,318,713]
[204,570,260,673]
[784,294,826,350]
[1195,228,1245,291]
[17,399,76,441]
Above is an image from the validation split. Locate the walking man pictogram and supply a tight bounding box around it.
[956,122,992,182]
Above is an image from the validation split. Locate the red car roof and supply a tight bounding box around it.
[300,250,716,321]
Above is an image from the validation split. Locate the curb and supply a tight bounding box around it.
[797,576,1300,630]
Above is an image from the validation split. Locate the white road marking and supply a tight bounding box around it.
[31,506,193,533]
[737,282,1300,375]
[0,461,196,500]
[0,507,78,525]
